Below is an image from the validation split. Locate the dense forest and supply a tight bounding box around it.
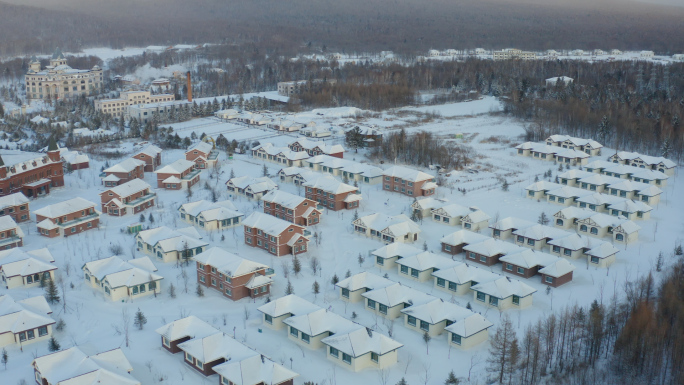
[1,0,684,57]
[485,246,684,385]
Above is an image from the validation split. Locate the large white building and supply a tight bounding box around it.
[25,49,103,101]
[94,90,177,118]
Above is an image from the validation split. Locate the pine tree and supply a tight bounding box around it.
[262,164,269,177]
[661,137,672,158]
[1,348,7,369]
[675,244,683,256]
[196,283,205,297]
[139,213,145,223]
[285,280,294,295]
[45,278,60,304]
[134,308,147,330]
[396,378,408,385]
[538,212,549,226]
[169,283,176,298]
[55,319,66,331]
[444,370,460,385]
[352,210,359,221]
[345,269,351,278]
[312,281,320,297]
[48,336,61,352]
[292,255,302,276]
[230,168,235,178]
[423,331,432,354]
[331,274,339,285]
[148,213,155,224]
[501,180,509,192]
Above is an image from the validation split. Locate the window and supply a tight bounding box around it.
[196,360,204,369]
[19,332,26,341]
[545,276,553,284]
[616,233,624,241]
[407,315,417,326]
[290,327,298,337]
[376,256,384,265]
[512,295,520,305]
[564,249,571,256]
[479,256,487,263]
[505,263,513,271]
[580,225,588,232]
[162,337,170,346]
[556,219,563,226]
[341,288,350,298]
[448,282,457,291]
[552,246,561,253]
[517,236,524,243]
[367,299,376,309]
[493,230,501,237]
[420,321,430,331]
[264,314,273,324]
[301,333,310,343]
[330,347,339,357]
[132,286,139,294]
[489,296,499,306]
[342,353,352,364]
[410,268,419,278]
[476,291,486,302]
[451,333,462,345]
[185,353,194,362]
[371,352,379,363]
[590,227,598,235]
[400,265,409,274]
[517,267,524,275]
[225,288,232,296]
[199,275,205,283]
[527,239,535,246]
[437,278,445,287]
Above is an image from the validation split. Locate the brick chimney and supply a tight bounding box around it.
[186,72,192,102]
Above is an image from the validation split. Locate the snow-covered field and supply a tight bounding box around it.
[2,101,681,385]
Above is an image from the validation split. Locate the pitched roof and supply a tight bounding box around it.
[0,294,54,335]
[362,283,433,308]
[499,249,560,269]
[34,197,97,218]
[0,248,56,277]
[547,234,603,251]
[321,328,402,358]
[213,354,299,385]
[32,347,138,385]
[137,226,202,246]
[302,175,358,194]
[431,263,500,285]
[395,251,459,272]
[242,212,301,236]
[188,141,213,155]
[83,256,161,289]
[193,247,268,278]
[371,242,423,259]
[355,213,421,236]
[512,224,568,241]
[283,309,358,337]
[227,176,278,192]
[433,203,471,217]
[136,145,162,157]
[261,190,309,209]
[100,179,151,198]
[471,277,537,299]
[585,243,620,259]
[411,197,447,211]
[288,138,345,154]
[463,238,521,257]
[462,210,491,223]
[178,332,258,364]
[179,200,243,221]
[439,230,490,246]
[155,316,218,342]
[103,158,145,173]
[382,166,434,182]
[445,313,494,338]
[155,159,195,174]
[0,216,23,235]
[257,295,320,318]
[336,272,394,292]
[0,192,29,208]
[401,299,480,327]
[489,217,536,232]
[538,259,575,277]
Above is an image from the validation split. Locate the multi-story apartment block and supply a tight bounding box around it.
[0,140,64,198]
[242,212,310,256]
[154,159,200,190]
[35,197,100,238]
[186,141,218,169]
[100,179,155,216]
[303,176,361,211]
[262,190,321,226]
[94,90,175,118]
[381,166,437,197]
[194,247,274,301]
[133,145,162,172]
[100,158,146,187]
[493,48,537,61]
[25,49,103,101]
[277,79,336,97]
[128,100,192,124]
[0,193,29,223]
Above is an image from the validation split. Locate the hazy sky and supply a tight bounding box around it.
[634,0,684,6]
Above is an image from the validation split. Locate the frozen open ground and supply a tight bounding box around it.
[2,99,681,385]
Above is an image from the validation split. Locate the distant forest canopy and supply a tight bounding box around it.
[1,0,684,57]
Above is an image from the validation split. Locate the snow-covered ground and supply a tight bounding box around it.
[2,101,681,385]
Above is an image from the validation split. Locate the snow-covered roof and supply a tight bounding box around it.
[213,354,299,385]
[193,247,268,278]
[101,179,151,198]
[462,210,491,224]
[0,248,56,277]
[547,233,603,251]
[0,294,54,335]
[499,249,560,269]
[103,174,121,182]
[371,242,423,259]
[614,221,641,234]
[578,213,625,228]
[288,138,345,155]
[179,200,243,221]
[261,190,309,209]
[32,347,138,385]
[302,175,358,194]
[177,332,258,364]
[463,238,522,257]
[396,251,459,272]
[546,186,592,199]
[445,313,494,338]
[489,217,536,232]
[558,169,595,180]
[155,316,218,342]
[410,197,447,211]
[471,277,537,299]
[382,166,434,182]
[136,145,162,157]
[137,226,203,248]
[355,213,421,237]
[83,256,162,289]
[432,203,470,218]
[227,176,278,193]
[155,159,195,175]
[336,272,394,293]
[257,295,319,318]
[512,224,568,241]
[585,243,620,259]
[546,135,602,148]
[252,143,309,161]
[242,212,301,236]
[525,181,562,192]
[305,155,383,178]
[608,199,653,213]
[618,167,668,181]
[431,263,500,285]
[34,197,96,218]
[362,283,433,308]
[576,192,625,207]
[103,158,145,173]
[553,207,595,221]
[0,192,29,209]
[613,151,676,168]
[321,328,402,358]
[0,215,22,235]
[538,259,575,277]
[439,230,490,246]
[402,299,487,332]
[516,142,589,158]
[284,308,358,337]
[187,141,213,155]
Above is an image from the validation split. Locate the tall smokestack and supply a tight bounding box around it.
[186,71,192,102]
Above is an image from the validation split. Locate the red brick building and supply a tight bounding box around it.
[538,259,575,287]
[100,179,155,216]
[0,140,64,198]
[242,212,309,256]
[0,216,24,249]
[186,141,218,169]
[154,159,200,190]
[194,247,273,301]
[100,158,145,187]
[0,193,30,223]
[133,144,162,172]
[381,166,437,197]
[302,176,361,211]
[262,190,321,226]
[35,197,100,237]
